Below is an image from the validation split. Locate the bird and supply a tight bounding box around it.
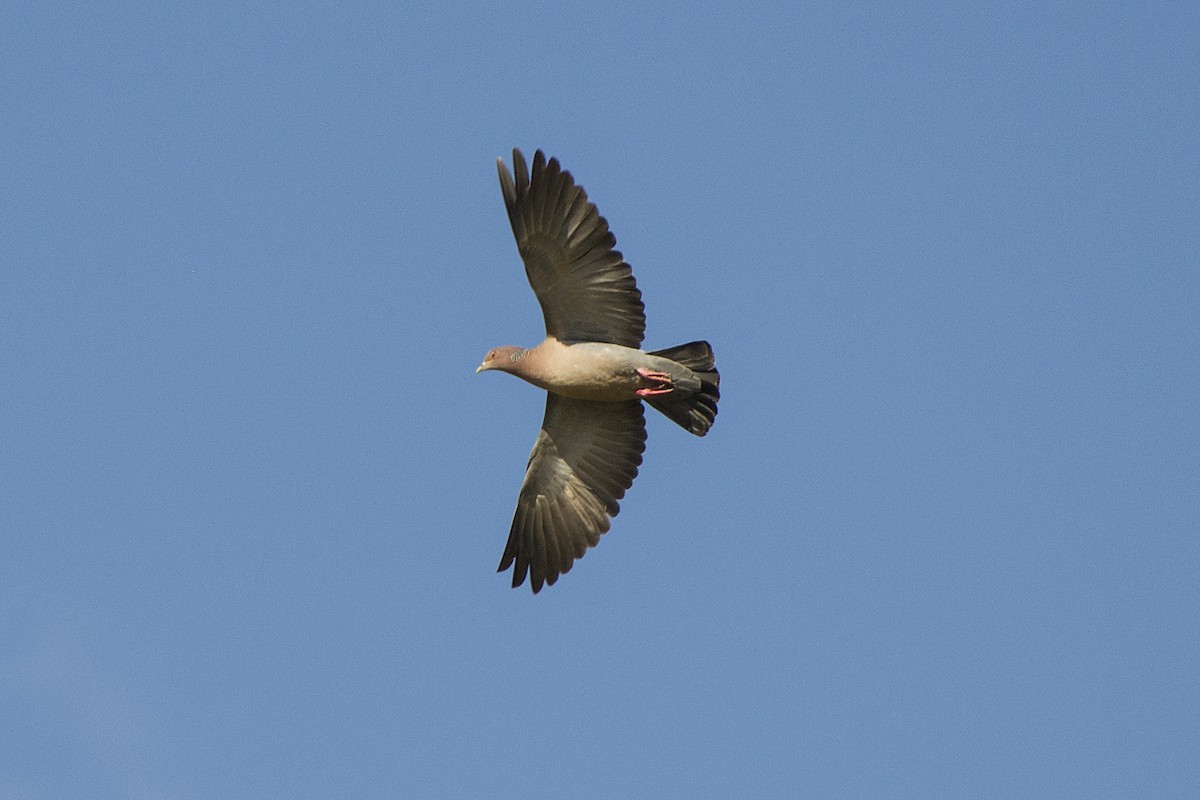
[478,148,719,593]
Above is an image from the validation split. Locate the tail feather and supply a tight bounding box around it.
[646,341,720,436]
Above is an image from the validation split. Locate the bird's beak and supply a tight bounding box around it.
[475,362,487,374]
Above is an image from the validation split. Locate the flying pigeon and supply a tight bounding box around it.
[478,149,719,592]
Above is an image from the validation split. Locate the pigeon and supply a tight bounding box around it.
[478,149,719,593]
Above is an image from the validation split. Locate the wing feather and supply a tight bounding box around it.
[498,395,646,592]
[497,149,646,347]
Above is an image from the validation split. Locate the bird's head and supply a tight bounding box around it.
[476,345,526,374]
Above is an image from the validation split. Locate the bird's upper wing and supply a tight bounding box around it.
[497,149,646,348]
[499,393,646,592]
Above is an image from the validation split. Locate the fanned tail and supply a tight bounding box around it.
[646,341,719,436]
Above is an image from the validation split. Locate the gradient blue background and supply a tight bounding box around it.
[3,2,1197,797]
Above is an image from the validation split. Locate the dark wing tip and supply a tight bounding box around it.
[497,157,516,210]
[513,148,529,189]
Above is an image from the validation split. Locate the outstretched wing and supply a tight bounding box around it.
[499,393,646,592]
[497,149,646,348]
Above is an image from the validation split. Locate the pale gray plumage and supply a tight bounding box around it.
[480,149,719,593]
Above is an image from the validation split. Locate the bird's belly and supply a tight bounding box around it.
[536,367,639,401]
[532,343,642,401]
[543,378,638,402]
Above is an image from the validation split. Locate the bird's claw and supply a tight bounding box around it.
[636,368,674,397]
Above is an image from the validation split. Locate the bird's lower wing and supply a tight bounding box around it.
[498,394,646,593]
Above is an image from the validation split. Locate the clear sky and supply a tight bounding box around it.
[2,2,1197,798]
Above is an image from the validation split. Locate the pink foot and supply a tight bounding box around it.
[636,368,674,397]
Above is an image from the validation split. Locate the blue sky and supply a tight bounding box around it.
[2,1,1197,797]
